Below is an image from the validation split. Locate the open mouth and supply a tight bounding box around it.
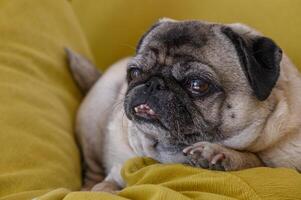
[133,103,158,119]
[132,103,170,130]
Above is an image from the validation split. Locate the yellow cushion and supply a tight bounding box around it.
[71,0,301,70]
[0,0,92,199]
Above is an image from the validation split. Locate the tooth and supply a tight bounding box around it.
[134,107,138,112]
[149,109,155,115]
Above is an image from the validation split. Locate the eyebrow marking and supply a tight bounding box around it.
[136,22,162,53]
[173,53,199,62]
[149,47,159,55]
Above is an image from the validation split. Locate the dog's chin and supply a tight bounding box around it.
[131,121,188,164]
[154,142,188,164]
[133,116,168,132]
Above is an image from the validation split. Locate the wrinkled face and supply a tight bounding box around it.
[123,20,281,162]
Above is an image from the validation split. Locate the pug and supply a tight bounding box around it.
[66,18,301,192]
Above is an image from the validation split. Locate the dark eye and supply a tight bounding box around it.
[189,79,210,95]
[129,68,142,80]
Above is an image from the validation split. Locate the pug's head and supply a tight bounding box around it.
[123,19,282,162]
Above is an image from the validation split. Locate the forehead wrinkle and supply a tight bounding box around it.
[172,61,220,82]
[132,22,228,78]
[128,53,155,71]
[157,21,210,49]
[153,42,202,68]
[141,45,174,68]
[158,49,175,67]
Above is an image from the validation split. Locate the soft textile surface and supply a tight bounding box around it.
[0,0,91,199]
[1,0,301,200]
[71,0,301,70]
[39,158,301,200]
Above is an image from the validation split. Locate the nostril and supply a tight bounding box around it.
[145,77,165,91]
[157,84,165,90]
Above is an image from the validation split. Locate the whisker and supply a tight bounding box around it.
[120,43,136,51]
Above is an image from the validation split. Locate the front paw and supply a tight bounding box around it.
[183,142,232,171]
[91,180,120,193]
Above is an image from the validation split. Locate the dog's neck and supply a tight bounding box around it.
[248,54,301,152]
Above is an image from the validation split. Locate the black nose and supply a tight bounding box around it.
[145,77,165,93]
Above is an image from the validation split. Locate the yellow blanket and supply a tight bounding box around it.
[0,0,301,200]
[38,157,301,200]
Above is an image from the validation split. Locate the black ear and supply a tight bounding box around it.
[222,27,282,101]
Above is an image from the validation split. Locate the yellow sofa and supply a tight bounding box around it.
[0,0,300,200]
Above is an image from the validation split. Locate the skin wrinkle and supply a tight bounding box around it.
[165,78,209,133]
